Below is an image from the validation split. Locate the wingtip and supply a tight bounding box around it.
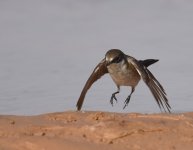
[76,101,82,111]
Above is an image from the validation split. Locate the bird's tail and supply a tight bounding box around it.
[139,59,159,68]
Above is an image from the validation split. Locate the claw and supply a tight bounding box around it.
[123,87,135,109]
[123,96,131,109]
[110,93,118,106]
[110,87,120,106]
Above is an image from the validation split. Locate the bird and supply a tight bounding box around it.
[76,49,171,113]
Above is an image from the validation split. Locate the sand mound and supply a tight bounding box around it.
[0,111,193,150]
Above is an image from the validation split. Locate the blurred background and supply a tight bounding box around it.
[0,0,193,115]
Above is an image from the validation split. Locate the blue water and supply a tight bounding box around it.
[0,0,193,115]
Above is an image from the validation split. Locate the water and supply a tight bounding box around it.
[0,0,193,115]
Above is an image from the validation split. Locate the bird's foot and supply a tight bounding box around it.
[123,96,131,109]
[110,93,118,106]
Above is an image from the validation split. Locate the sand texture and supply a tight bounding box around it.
[0,111,193,150]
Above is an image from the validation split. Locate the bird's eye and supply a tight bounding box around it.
[113,56,122,63]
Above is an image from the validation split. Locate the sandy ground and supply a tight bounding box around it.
[0,111,193,150]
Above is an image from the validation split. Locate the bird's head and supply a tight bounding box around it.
[105,49,125,66]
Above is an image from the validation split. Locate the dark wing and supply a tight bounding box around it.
[128,56,171,113]
[139,59,159,67]
[76,58,108,111]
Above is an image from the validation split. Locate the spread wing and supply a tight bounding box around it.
[76,58,108,111]
[128,56,171,113]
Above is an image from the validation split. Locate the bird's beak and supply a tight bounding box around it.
[105,57,113,66]
[106,60,113,66]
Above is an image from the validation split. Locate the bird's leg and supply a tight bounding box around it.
[123,87,135,109]
[110,86,120,106]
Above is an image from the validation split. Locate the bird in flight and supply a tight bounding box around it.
[76,49,171,113]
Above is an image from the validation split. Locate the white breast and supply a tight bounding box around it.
[107,60,141,86]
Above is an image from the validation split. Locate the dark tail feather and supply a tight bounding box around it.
[139,59,159,67]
